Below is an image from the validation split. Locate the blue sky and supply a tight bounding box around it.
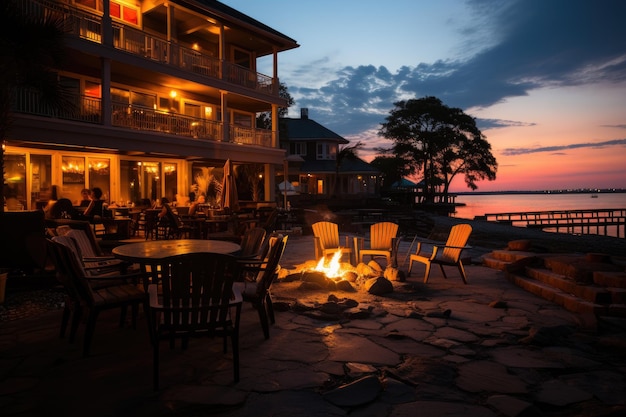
[224,0,626,191]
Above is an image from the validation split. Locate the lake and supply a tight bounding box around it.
[451,192,626,238]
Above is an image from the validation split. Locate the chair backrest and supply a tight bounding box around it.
[152,253,243,331]
[369,222,399,250]
[261,209,278,233]
[65,228,99,258]
[254,234,288,297]
[48,238,97,305]
[312,221,339,249]
[441,224,472,262]
[239,227,266,258]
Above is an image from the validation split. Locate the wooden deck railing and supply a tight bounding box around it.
[484,209,626,238]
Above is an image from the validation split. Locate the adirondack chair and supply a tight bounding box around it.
[407,223,472,284]
[355,222,401,267]
[312,221,353,264]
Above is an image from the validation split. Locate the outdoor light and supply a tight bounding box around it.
[170,90,177,98]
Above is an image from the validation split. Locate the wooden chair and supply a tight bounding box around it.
[47,239,147,357]
[234,235,287,340]
[238,227,266,259]
[312,221,353,263]
[355,222,401,267]
[146,252,244,390]
[407,223,472,284]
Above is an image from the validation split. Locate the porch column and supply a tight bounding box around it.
[102,0,112,46]
[220,91,229,142]
[264,163,275,203]
[101,58,111,127]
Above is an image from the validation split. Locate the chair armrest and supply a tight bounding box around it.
[314,236,322,259]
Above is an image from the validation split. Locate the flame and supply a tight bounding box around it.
[315,248,344,278]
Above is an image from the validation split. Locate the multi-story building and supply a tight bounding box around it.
[279,109,379,201]
[5,0,298,209]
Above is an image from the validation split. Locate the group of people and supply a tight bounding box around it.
[45,186,106,221]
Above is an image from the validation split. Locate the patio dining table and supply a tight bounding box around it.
[112,239,241,263]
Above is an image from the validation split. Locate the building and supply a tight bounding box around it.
[4,0,298,209]
[279,109,379,201]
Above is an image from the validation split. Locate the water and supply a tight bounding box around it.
[452,192,626,238]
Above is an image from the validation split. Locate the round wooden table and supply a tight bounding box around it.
[112,239,241,263]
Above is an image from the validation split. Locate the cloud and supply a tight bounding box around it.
[501,138,626,156]
[284,0,626,140]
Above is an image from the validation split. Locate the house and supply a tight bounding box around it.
[4,0,298,209]
[279,109,379,200]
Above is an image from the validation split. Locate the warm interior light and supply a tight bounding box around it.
[204,107,212,117]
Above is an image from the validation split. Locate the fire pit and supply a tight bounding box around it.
[278,248,404,294]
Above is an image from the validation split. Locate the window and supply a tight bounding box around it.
[110,1,139,26]
[290,142,307,156]
[316,142,336,160]
[130,91,156,109]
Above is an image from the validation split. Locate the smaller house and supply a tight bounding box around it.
[279,109,378,200]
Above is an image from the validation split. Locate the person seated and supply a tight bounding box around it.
[188,195,206,216]
[78,188,91,207]
[47,198,81,220]
[83,187,105,220]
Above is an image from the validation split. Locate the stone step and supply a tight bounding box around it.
[594,270,626,288]
[525,266,613,305]
[505,272,608,316]
[488,249,536,263]
[482,255,510,271]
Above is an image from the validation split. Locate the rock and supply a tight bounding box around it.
[384,267,405,282]
[520,325,575,346]
[322,375,382,407]
[489,300,507,309]
[364,276,394,295]
[368,260,383,271]
[335,279,356,292]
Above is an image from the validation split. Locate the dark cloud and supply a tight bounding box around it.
[501,138,626,156]
[290,0,626,140]
[477,119,536,130]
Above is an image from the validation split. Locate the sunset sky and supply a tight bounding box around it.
[225,0,626,192]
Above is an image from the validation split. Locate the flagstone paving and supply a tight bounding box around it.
[1,234,625,416]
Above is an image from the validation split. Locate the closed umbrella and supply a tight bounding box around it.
[221,159,239,212]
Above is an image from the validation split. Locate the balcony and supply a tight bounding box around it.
[25,0,277,96]
[12,89,273,148]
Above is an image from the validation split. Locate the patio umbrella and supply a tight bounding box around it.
[278,181,298,196]
[221,159,239,212]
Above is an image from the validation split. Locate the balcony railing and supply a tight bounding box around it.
[23,0,276,95]
[11,89,273,148]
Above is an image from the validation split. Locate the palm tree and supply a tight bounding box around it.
[0,0,67,213]
[332,141,363,197]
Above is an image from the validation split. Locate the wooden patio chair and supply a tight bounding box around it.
[238,227,267,259]
[234,235,287,340]
[355,222,401,267]
[312,221,353,263]
[47,238,147,357]
[407,223,472,284]
[146,252,244,390]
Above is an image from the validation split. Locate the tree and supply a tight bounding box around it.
[0,0,67,213]
[370,154,412,192]
[332,141,363,197]
[256,83,294,129]
[379,96,497,203]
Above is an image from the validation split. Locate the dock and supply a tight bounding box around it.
[484,208,626,238]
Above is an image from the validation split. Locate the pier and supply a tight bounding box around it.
[483,208,626,238]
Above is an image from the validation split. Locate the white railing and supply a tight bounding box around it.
[11,89,273,147]
[22,0,277,95]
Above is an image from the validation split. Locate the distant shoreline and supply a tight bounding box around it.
[454,189,626,196]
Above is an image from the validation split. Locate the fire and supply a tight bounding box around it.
[315,248,344,278]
